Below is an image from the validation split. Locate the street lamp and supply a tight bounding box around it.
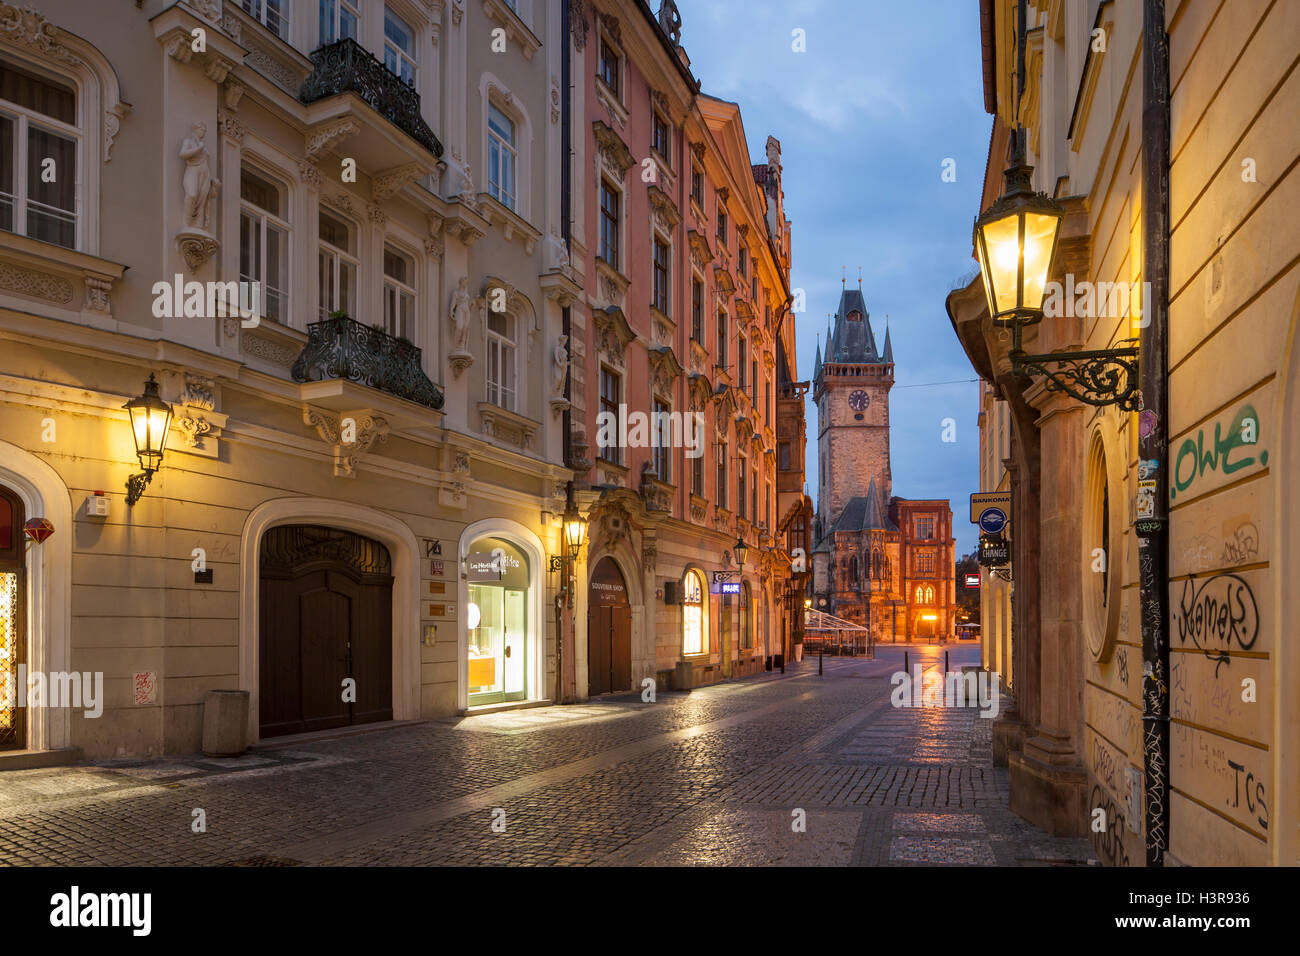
[972,0,1139,410]
[732,536,748,572]
[563,497,588,562]
[124,374,173,506]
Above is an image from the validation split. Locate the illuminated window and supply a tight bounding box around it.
[240,165,290,323]
[382,245,415,341]
[486,308,516,411]
[318,207,357,320]
[683,569,705,655]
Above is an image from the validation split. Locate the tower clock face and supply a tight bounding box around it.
[848,390,870,411]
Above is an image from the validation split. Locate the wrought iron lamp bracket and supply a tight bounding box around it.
[1008,321,1141,411]
[125,469,154,506]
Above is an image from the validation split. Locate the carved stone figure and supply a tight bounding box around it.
[449,276,473,354]
[551,334,569,395]
[180,123,219,231]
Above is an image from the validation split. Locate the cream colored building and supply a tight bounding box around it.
[975,380,1012,695]
[950,0,1299,865]
[0,0,579,760]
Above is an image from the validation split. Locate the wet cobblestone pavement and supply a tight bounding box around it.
[0,645,1096,866]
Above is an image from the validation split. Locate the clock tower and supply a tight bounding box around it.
[812,286,894,535]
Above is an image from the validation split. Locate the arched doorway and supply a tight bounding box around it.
[258,525,394,737]
[465,535,532,705]
[0,484,26,751]
[588,556,631,696]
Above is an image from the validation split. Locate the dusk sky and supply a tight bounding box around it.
[679,0,990,555]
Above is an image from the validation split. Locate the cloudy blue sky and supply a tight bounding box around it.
[678,0,990,555]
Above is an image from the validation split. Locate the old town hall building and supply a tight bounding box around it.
[811,286,955,642]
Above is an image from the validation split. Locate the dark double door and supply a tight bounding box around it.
[259,526,393,738]
[587,557,631,697]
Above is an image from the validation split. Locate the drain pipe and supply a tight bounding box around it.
[1138,0,1172,867]
[556,0,574,707]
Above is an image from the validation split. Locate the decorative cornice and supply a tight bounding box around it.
[592,120,636,176]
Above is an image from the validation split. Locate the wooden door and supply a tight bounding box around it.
[610,605,631,692]
[588,605,612,696]
[259,526,393,738]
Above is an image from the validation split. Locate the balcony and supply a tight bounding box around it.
[299,37,443,158]
[291,313,445,410]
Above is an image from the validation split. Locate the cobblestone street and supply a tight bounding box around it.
[0,645,1095,866]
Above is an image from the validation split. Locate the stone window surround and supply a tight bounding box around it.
[478,72,534,224]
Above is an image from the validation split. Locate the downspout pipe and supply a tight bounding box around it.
[557,0,573,707]
[1139,0,1172,867]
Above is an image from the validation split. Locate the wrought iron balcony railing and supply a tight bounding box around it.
[299,37,443,158]
[291,313,445,410]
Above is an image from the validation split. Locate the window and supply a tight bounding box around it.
[599,37,620,97]
[599,180,620,268]
[717,310,728,367]
[737,455,746,519]
[740,582,753,649]
[599,367,622,465]
[916,550,936,573]
[239,166,289,323]
[317,208,357,320]
[653,398,670,483]
[738,247,747,277]
[751,275,758,301]
[925,586,935,604]
[778,442,790,471]
[383,245,415,341]
[241,0,291,39]
[651,109,670,161]
[690,165,703,206]
[652,237,669,313]
[716,200,727,245]
[383,6,416,85]
[487,103,517,209]
[319,0,360,43]
[486,308,517,410]
[915,586,924,603]
[737,336,747,391]
[751,359,758,405]
[683,569,705,655]
[716,446,727,509]
[765,379,771,423]
[691,277,703,342]
[766,482,772,529]
[916,515,935,539]
[750,471,757,525]
[692,452,703,497]
[0,60,78,249]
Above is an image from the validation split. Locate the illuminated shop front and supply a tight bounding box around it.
[465,536,531,705]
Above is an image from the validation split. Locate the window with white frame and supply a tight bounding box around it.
[240,0,291,40]
[319,0,360,44]
[383,244,415,341]
[486,306,517,410]
[239,165,290,324]
[0,59,79,250]
[317,208,357,320]
[383,6,416,85]
[682,569,705,655]
[487,103,517,210]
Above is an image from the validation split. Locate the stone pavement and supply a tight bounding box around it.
[0,644,1096,866]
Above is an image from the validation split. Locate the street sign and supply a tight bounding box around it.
[969,491,1011,524]
[720,582,741,595]
[964,573,981,588]
[978,508,1007,535]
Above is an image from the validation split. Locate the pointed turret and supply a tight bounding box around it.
[883,323,894,364]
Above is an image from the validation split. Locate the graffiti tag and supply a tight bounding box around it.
[1173,573,1258,675]
[1170,405,1266,500]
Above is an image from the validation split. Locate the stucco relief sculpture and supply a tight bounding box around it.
[176,122,220,271]
[447,276,475,377]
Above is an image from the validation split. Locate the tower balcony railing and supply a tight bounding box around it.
[299,37,443,157]
[291,312,445,410]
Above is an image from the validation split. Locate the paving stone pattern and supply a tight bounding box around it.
[0,645,1096,866]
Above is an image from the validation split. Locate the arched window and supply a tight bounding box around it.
[871,549,881,579]
[487,102,517,209]
[925,586,934,604]
[848,555,859,586]
[682,569,705,655]
[915,585,924,603]
[486,307,517,411]
[1,58,79,249]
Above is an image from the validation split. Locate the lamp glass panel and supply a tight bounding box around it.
[1022,212,1060,312]
[979,213,1022,315]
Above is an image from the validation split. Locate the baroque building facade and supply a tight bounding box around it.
[810,287,955,643]
[0,0,806,760]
